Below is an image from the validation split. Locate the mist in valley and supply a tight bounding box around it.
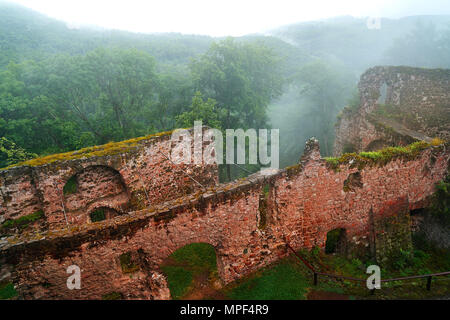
[268,14,450,166]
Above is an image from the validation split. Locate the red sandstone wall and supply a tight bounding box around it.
[334,66,450,155]
[63,165,129,225]
[0,129,219,230]
[7,181,272,299]
[0,167,42,222]
[272,145,449,256]
[2,140,448,300]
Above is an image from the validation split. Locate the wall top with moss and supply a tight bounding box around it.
[1,129,178,171]
[0,127,219,232]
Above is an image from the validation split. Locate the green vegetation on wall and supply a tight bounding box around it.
[101,292,123,300]
[325,141,437,171]
[0,210,44,233]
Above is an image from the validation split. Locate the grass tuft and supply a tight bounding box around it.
[325,141,433,171]
[0,282,18,300]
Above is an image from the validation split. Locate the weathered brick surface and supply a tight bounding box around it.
[371,197,413,266]
[0,128,218,231]
[2,65,449,299]
[1,139,448,300]
[0,166,42,223]
[335,66,450,155]
[63,165,129,225]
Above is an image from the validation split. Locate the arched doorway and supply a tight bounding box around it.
[325,228,347,255]
[160,243,224,300]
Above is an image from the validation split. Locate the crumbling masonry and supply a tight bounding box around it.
[334,66,450,155]
[0,67,449,299]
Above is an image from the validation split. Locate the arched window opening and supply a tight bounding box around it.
[325,228,347,255]
[63,175,78,195]
[160,243,220,300]
[61,165,130,225]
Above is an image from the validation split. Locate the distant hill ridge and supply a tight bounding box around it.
[2,2,450,73]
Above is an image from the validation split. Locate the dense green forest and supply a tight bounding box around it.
[1,2,450,174]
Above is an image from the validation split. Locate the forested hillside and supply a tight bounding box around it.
[1,2,450,173]
[0,2,215,70]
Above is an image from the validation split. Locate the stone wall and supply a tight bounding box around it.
[371,197,413,266]
[334,66,450,155]
[411,210,450,249]
[0,166,42,224]
[0,128,218,232]
[1,138,448,299]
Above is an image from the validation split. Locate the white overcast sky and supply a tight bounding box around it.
[5,0,450,36]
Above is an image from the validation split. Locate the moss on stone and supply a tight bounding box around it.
[431,137,445,146]
[325,141,436,171]
[372,104,421,130]
[0,210,44,233]
[285,163,303,178]
[1,129,177,170]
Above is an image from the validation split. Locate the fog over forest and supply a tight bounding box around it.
[1,1,450,178]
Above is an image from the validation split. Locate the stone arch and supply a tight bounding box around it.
[159,242,223,299]
[62,165,130,225]
[325,228,347,255]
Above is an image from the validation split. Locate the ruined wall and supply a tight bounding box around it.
[334,66,450,155]
[0,128,218,232]
[371,197,413,266]
[0,166,42,224]
[1,139,448,300]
